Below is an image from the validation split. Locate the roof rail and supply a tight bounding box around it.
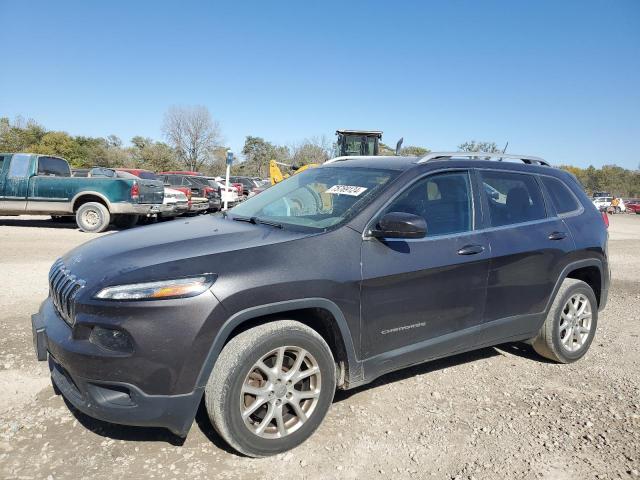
[324,155,378,164]
[416,152,550,167]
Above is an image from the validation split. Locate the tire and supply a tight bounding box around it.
[205,320,336,457]
[532,278,598,363]
[615,206,621,214]
[112,214,139,229]
[75,202,110,233]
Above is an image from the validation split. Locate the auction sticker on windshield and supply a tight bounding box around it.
[325,185,368,196]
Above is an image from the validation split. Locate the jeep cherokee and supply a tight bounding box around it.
[31,152,609,457]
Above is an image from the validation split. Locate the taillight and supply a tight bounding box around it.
[601,211,609,228]
[131,182,140,201]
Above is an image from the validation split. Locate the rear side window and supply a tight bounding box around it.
[37,157,70,177]
[8,154,31,178]
[481,171,546,227]
[383,171,473,236]
[541,176,580,215]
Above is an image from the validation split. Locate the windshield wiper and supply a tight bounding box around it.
[231,215,283,229]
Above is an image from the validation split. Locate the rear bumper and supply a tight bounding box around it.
[189,202,209,213]
[110,203,162,216]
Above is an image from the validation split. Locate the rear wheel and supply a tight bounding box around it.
[205,320,336,457]
[75,202,110,233]
[532,278,597,363]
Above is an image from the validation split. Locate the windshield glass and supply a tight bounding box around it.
[229,166,398,230]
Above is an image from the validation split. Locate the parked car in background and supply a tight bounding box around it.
[592,196,612,211]
[0,154,163,232]
[204,177,240,207]
[625,199,640,214]
[160,188,189,219]
[32,152,609,457]
[229,176,267,197]
[158,173,213,213]
[116,168,189,220]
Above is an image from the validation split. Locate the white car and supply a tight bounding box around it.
[207,177,240,204]
[592,197,626,213]
[160,188,189,218]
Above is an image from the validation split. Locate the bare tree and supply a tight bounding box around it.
[162,105,222,171]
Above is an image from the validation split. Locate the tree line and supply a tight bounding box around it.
[1,110,638,196]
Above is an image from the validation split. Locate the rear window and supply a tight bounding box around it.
[541,176,580,215]
[481,171,547,227]
[37,157,70,177]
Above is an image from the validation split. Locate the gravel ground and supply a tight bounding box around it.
[0,214,638,479]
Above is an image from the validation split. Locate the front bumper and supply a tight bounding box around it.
[31,293,218,436]
[110,202,162,216]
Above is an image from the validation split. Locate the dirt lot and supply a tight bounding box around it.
[0,214,638,479]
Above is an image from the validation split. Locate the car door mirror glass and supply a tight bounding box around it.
[371,212,426,239]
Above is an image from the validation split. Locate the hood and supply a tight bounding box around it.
[62,215,310,291]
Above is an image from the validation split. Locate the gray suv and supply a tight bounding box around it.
[32,152,609,457]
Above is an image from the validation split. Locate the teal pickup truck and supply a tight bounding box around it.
[0,153,164,232]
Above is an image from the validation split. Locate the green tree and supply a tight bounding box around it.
[400,145,430,156]
[458,140,501,153]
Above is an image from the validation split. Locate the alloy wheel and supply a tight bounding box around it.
[559,293,592,352]
[240,346,321,439]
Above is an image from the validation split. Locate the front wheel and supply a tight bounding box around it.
[532,278,598,363]
[75,202,110,233]
[205,320,336,457]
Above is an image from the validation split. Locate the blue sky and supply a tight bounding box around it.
[1,0,639,168]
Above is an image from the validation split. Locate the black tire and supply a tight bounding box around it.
[112,214,139,229]
[75,202,110,233]
[532,278,598,363]
[205,320,336,457]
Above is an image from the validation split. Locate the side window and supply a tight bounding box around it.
[7,154,31,178]
[481,171,546,227]
[37,157,70,177]
[541,176,580,215]
[382,171,473,236]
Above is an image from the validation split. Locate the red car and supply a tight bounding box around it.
[625,200,640,214]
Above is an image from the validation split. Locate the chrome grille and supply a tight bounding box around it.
[49,259,85,326]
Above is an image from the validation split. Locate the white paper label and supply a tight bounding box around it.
[325,185,368,196]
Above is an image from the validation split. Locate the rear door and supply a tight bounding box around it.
[361,169,490,369]
[0,154,32,212]
[478,169,574,341]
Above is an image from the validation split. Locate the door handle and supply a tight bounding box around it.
[457,244,485,255]
[548,231,567,241]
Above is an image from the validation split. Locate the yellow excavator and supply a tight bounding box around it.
[269,129,389,185]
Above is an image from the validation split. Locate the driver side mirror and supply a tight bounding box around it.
[370,212,427,239]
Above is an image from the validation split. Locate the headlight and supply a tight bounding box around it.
[95,274,216,301]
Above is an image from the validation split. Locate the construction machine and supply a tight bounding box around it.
[269,129,394,185]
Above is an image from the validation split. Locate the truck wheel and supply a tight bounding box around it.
[532,278,597,363]
[113,214,139,229]
[205,320,336,457]
[76,202,110,233]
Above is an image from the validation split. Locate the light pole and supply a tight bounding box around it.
[224,151,233,211]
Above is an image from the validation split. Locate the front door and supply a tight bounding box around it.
[361,170,490,374]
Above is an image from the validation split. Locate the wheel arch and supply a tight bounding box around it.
[71,192,111,212]
[546,259,605,315]
[194,298,363,392]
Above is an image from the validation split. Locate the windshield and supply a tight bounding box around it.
[229,166,398,230]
